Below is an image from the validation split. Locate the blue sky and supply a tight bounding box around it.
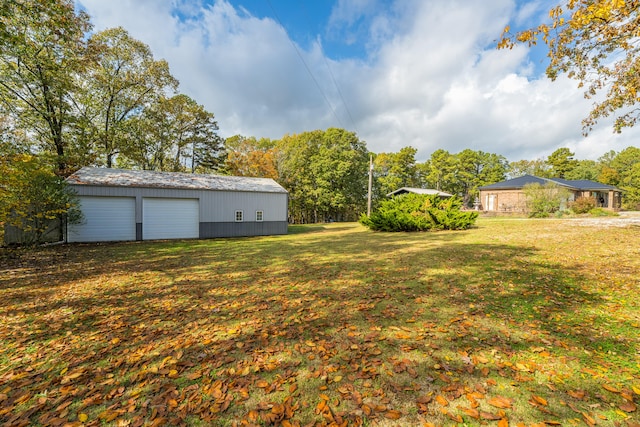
[77,0,639,162]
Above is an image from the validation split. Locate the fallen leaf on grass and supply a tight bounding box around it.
[529,395,548,406]
[458,406,480,419]
[487,396,513,409]
[618,401,637,413]
[435,395,449,406]
[446,412,463,423]
[384,410,402,419]
[480,411,502,420]
[582,412,596,426]
[568,390,586,400]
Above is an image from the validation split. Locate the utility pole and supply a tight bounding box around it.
[367,154,373,216]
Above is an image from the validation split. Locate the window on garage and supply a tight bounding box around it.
[235,210,243,222]
[256,210,263,222]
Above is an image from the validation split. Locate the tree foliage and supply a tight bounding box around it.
[223,135,279,179]
[499,1,640,133]
[373,147,420,199]
[360,194,478,232]
[277,129,368,223]
[508,159,552,179]
[547,147,578,178]
[455,149,508,206]
[0,154,82,244]
[610,146,640,208]
[82,27,179,168]
[121,94,223,172]
[564,159,599,180]
[522,182,570,218]
[0,0,92,174]
[423,149,457,192]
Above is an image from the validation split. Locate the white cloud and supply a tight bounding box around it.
[77,0,639,162]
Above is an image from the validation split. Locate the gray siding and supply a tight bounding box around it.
[4,220,61,245]
[68,184,288,240]
[200,221,288,238]
[198,191,287,222]
[71,185,287,224]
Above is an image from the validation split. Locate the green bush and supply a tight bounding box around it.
[360,194,478,232]
[569,196,596,214]
[523,182,569,218]
[588,207,619,217]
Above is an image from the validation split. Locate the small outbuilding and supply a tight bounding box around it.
[65,167,288,242]
[387,187,453,197]
[478,175,622,213]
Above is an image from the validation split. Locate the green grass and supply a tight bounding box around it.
[1,218,639,426]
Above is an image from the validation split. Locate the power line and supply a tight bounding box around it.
[298,1,360,135]
[265,0,345,129]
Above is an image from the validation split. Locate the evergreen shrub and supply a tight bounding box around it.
[360,194,478,232]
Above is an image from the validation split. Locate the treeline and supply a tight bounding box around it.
[220,137,640,221]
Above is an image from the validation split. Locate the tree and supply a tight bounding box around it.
[423,149,457,193]
[522,182,570,218]
[373,147,420,199]
[0,113,30,155]
[310,128,369,222]
[547,147,578,178]
[610,146,640,208]
[508,159,552,178]
[0,0,92,174]
[596,150,620,184]
[122,94,223,172]
[499,1,640,133]
[619,162,640,209]
[0,154,82,244]
[82,27,178,168]
[277,129,368,223]
[455,149,508,206]
[565,159,599,180]
[224,135,279,179]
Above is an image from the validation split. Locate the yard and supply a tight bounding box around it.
[1,218,639,426]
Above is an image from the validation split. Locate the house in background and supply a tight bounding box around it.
[64,167,288,242]
[387,187,453,198]
[478,175,622,213]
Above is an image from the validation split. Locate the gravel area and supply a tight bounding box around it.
[568,211,640,227]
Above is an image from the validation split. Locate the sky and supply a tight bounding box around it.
[76,0,640,163]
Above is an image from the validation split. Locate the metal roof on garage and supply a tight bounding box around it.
[66,167,288,193]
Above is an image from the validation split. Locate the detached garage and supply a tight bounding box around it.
[66,167,288,242]
[68,197,136,242]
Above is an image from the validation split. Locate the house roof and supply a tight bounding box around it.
[387,187,453,197]
[478,175,620,191]
[66,167,288,193]
[549,178,619,191]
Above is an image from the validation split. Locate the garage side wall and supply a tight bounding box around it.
[70,185,288,241]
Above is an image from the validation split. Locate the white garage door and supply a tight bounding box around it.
[68,196,136,242]
[142,198,199,240]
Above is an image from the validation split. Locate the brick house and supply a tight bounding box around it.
[478,175,622,213]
